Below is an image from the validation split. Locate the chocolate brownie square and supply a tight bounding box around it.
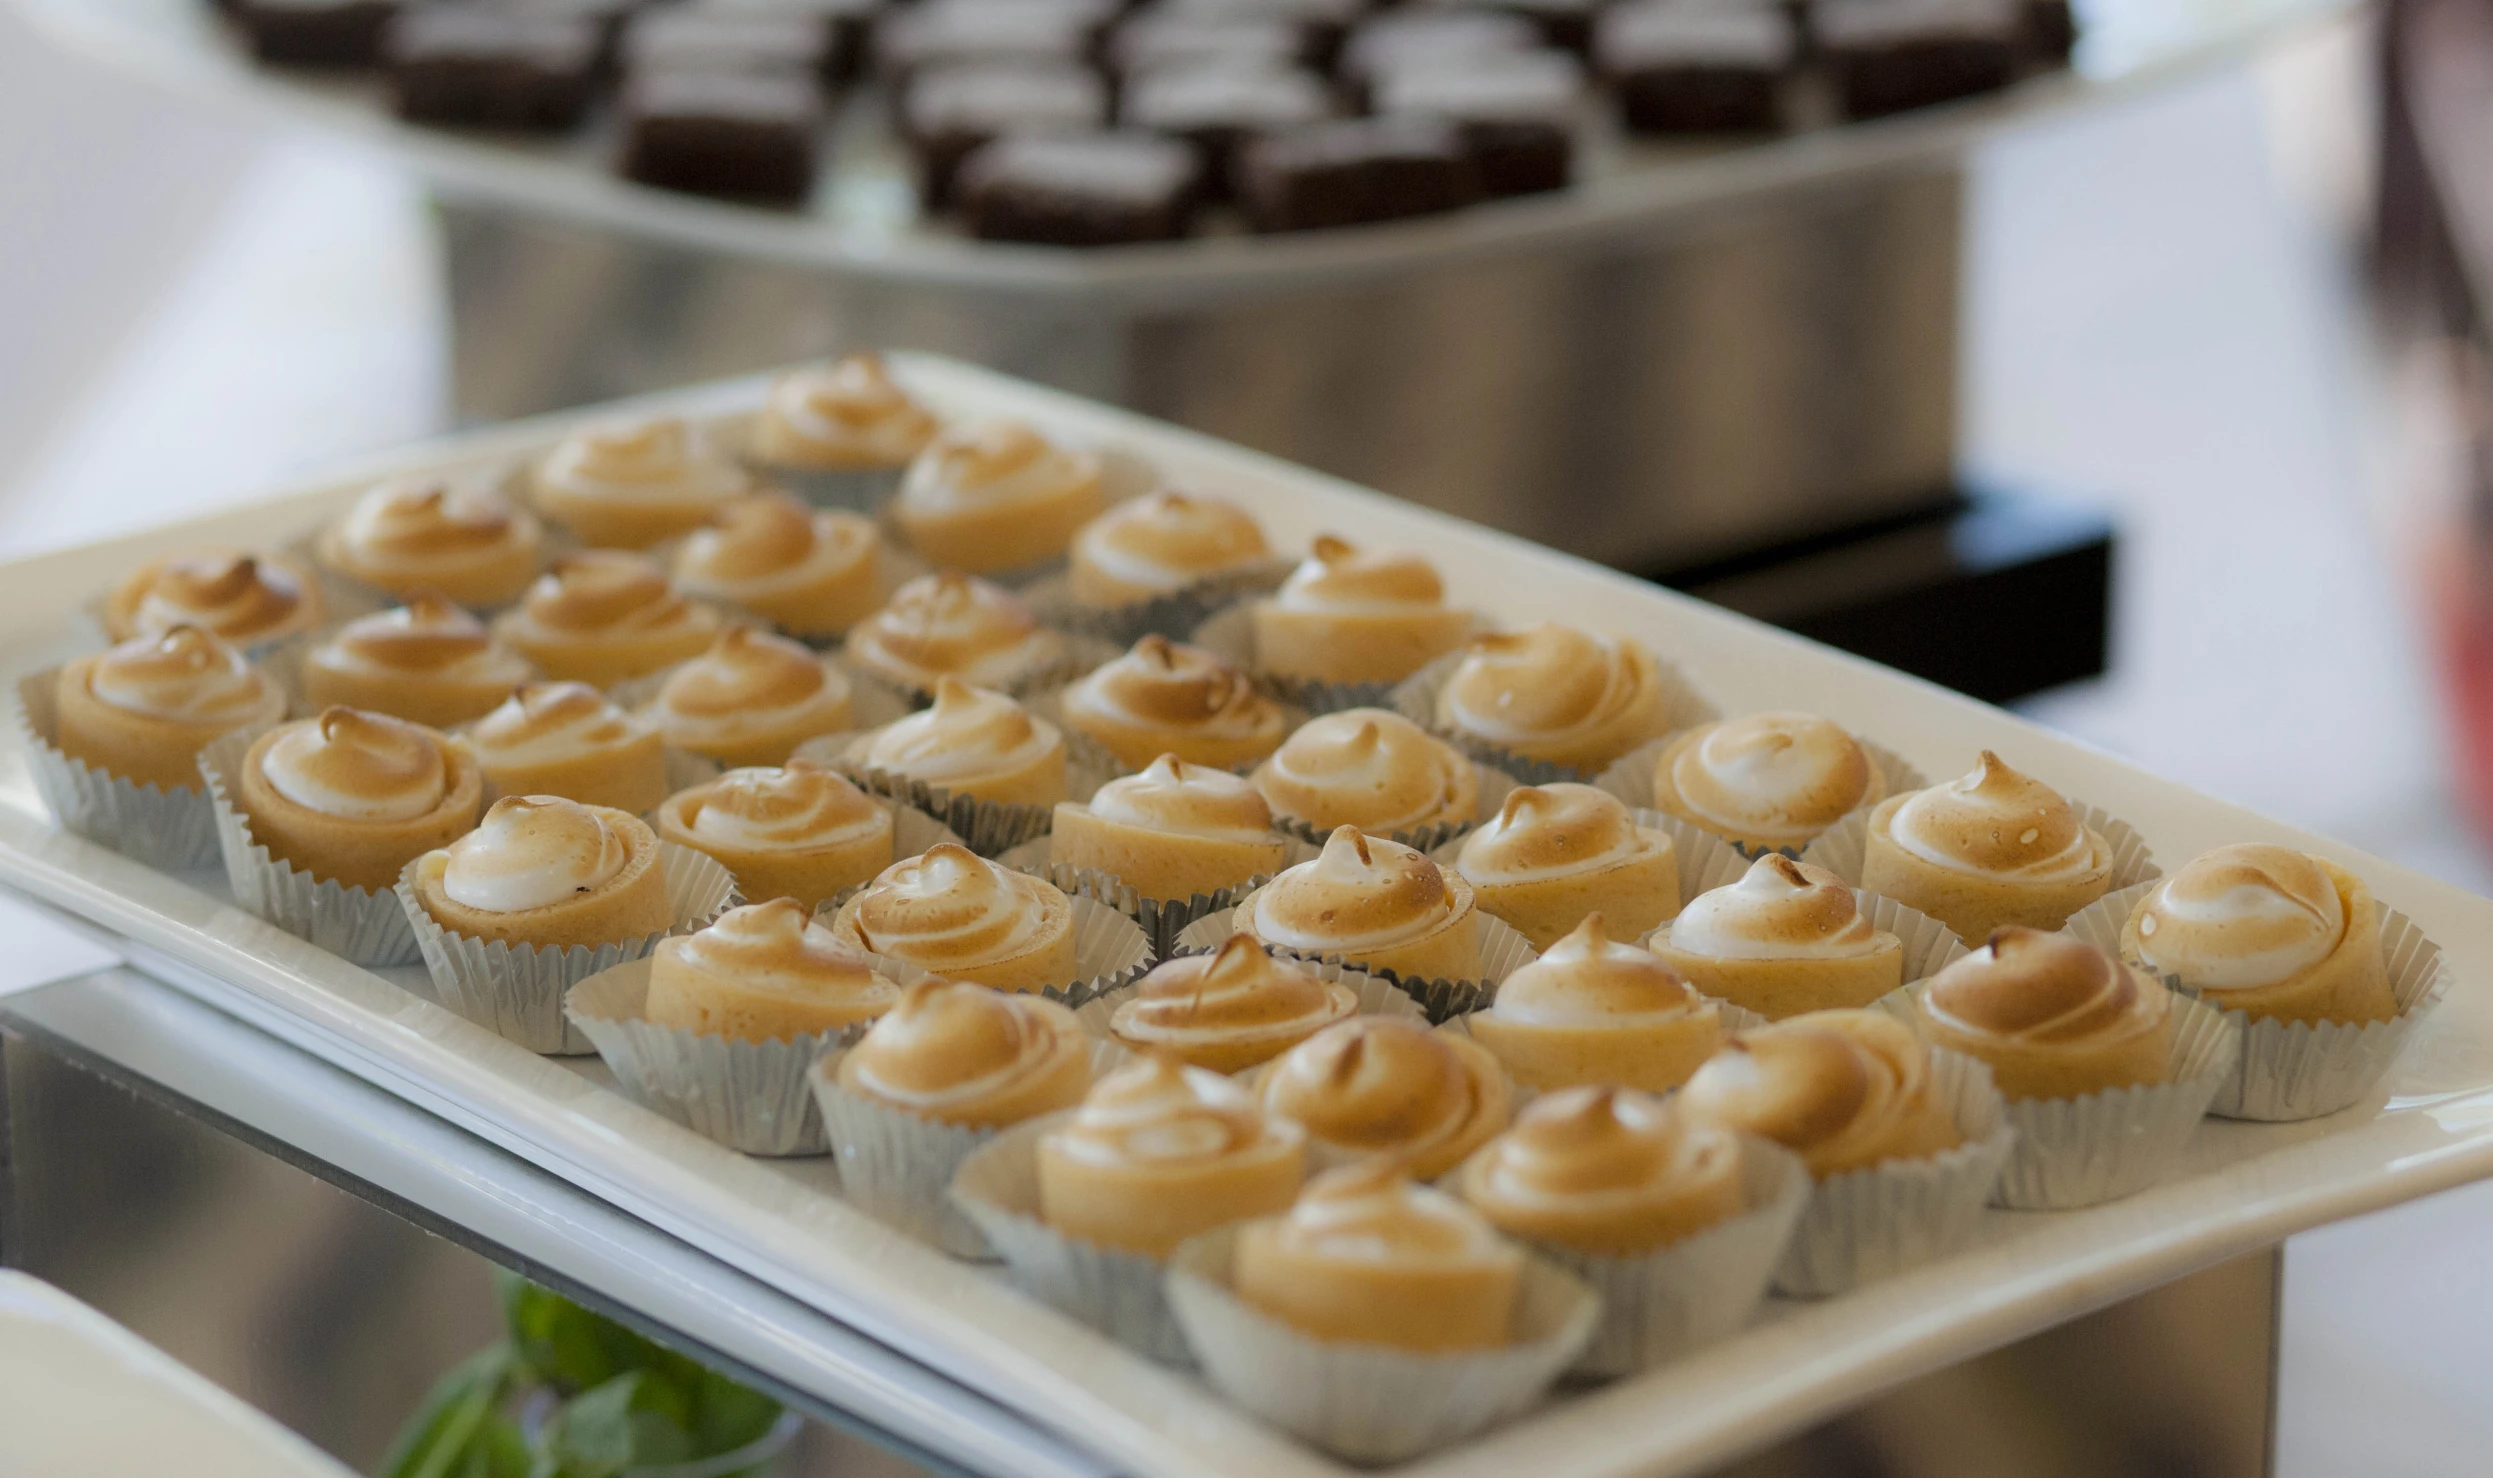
[622,8,834,78]
[957,129,1202,244]
[1338,11,1537,103]
[1237,116,1481,232]
[1373,50,1580,196]
[1596,2,1795,134]
[902,62,1110,207]
[1109,15,1309,78]
[1120,63,1335,198]
[386,7,602,129]
[875,0,1114,80]
[237,0,400,67]
[1813,0,2020,117]
[620,67,824,202]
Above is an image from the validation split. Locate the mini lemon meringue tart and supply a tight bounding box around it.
[1859,751,2112,942]
[1453,784,1679,949]
[234,707,483,891]
[1248,535,1472,686]
[407,794,673,949]
[1057,636,1288,771]
[1067,490,1271,609]
[1651,855,1905,1019]
[1919,927,2174,1101]
[1465,915,1720,1093]
[646,897,904,1041]
[829,842,1079,992]
[53,625,286,790]
[1239,825,1484,985]
[637,627,854,768]
[1050,755,1289,901]
[1678,1008,1962,1178]
[843,571,1068,695]
[1256,1014,1511,1179]
[1233,1159,1521,1350]
[1038,1053,1306,1256]
[529,416,749,549]
[1459,1086,1748,1256]
[467,681,670,816]
[316,475,544,608]
[890,419,1107,574]
[834,977,1095,1127]
[1109,936,1359,1073]
[844,676,1068,806]
[670,492,885,637]
[104,552,323,649]
[1251,707,1477,839]
[2119,843,2395,1026]
[655,759,894,911]
[493,551,725,688]
[750,353,942,473]
[1433,624,1677,774]
[1650,712,1885,853]
[302,593,536,729]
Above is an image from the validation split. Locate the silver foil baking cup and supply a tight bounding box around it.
[2064,883,2450,1123]
[1772,1047,2014,1298]
[995,833,1323,957]
[1020,558,1295,647]
[1878,982,2239,1209]
[15,670,278,873]
[1592,730,1927,860]
[1386,646,1720,788]
[566,951,932,1157]
[1070,956,1426,1057]
[1188,601,1486,716]
[1800,798,2160,930]
[1173,905,1541,1022]
[394,843,741,1055]
[809,1036,1131,1259]
[797,719,1124,858]
[1162,1226,1600,1463]
[198,732,426,966]
[813,891,1155,1011]
[1265,759,1521,856]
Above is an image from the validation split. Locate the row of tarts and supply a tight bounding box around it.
[9,355,2447,1461]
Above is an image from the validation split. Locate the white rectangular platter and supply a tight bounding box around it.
[4,356,2492,1478]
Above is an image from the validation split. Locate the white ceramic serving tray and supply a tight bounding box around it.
[4,356,2492,1478]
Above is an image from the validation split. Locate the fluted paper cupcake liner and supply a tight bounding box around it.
[797,721,1125,858]
[1162,1226,1600,1463]
[994,834,1324,958]
[1188,601,1489,716]
[1799,799,2159,936]
[1592,731,1927,860]
[1773,1047,2014,1297]
[1071,956,1426,1062]
[1266,760,1521,856]
[1430,807,1752,935]
[393,843,740,1055]
[812,891,1155,1010]
[15,671,279,872]
[1174,906,1541,1022]
[1387,649,1720,788]
[2064,883,2450,1122]
[198,732,425,966]
[1021,558,1296,647]
[1877,983,2238,1208]
[756,463,908,517]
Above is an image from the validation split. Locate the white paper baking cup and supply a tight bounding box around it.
[1387,647,1719,787]
[1173,905,1541,1022]
[1877,982,2239,1209]
[1799,798,2160,933]
[2063,882,2450,1123]
[796,720,1125,858]
[1264,759,1521,856]
[14,670,282,872]
[566,951,933,1156]
[1592,730,1927,860]
[813,890,1155,1010]
[394,843,740,1055]
[1772,1047,2014,1297]
[197,731,429,966]
[1189,601,1488,716]
[1070,956,1426,1061]
[1162,1226,1600,1462]
[1021,557,1295,647]
[810,1035,1132,1258]
[996,833,1323,957]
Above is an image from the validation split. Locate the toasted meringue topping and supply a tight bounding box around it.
[510,552,717,640]
[1047,1054,1296,1167]
[1679,1009,1937,1164]
[1669,855,1888,961]
[440,795,628,913]
[1467,1086,1740,1213]
[84,626,271,725]
[1267,1159,1511,1265]
[314,595,533,685]
[1254,708,1473,835]
[261,708,450,822]
[1924,927,2164,1044]
[537,417,746,508]
[122,554,313,645]
[1261,1015,1493,1156]
[682,760,886,852]
[469,682,652,767]
[764,354,940,465]
[1490,916,1701,1026]
[1252,827,1463,954]
[1456,784,1651,885]
[662,898,896,1008]
[856,677,1058,785]
[673,493,878,593]
[645,628,847,739]
[1665,713,1875,845]
[332,477,536,567]
[1270,534,1447,614]
[1061,636,1279,739]
[843,978,1085,1110]
[1436,625,1663,748]
[844,843,1063,970]
[1113,937,1355,1051]
[1073,490,1268,593]
[845,572,1063,690]
[899,420,1099,514]
[1888,751,2099,881]
[1087,756,1276,844]
[2132,844,2349,990]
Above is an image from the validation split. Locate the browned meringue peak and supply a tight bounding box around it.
[1437,625,1657,740]
[1667,855,1884,961]
[651,627,839,718]
[1261,1015,1485,1152]
[1271,534,1447,611]
[843,977,1082,1109]
[680,759,885,851]
[85,624,272,724]
[541,416,744,500]
[766,354,940,461]
[1923,927,2157,1044]
[1455,784,1647,884]
[516,552,711,636]
[119,553,315,645]
[847,572,1059,688]
[1679,1010,1933,1166]
[1117,935,1351,1041]
[1471,1085,1738,1202]
[907,420,1093,505]
[675,492,875,586]
[470,682,646,759]
[857,677,1057,784]
[260,707,450,822]
[1887,751,2095,880]
[439,794,629,913]
[1265,1157,1511,1264]
[1087,756,1276,842]
[2132,844,2349,990]
[1065,636,1276,731]
[845,842,1064,969]
[1075,490,1269,588]
[334,477,533,562]
[1253,827,1460,953]
[319,593,526,675]
[1490,915,1700,1025]
[665,898,896,1004]
[1048,1053,1291,1168]
[1667,712,1874,842]
[1254,708,1472,833]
